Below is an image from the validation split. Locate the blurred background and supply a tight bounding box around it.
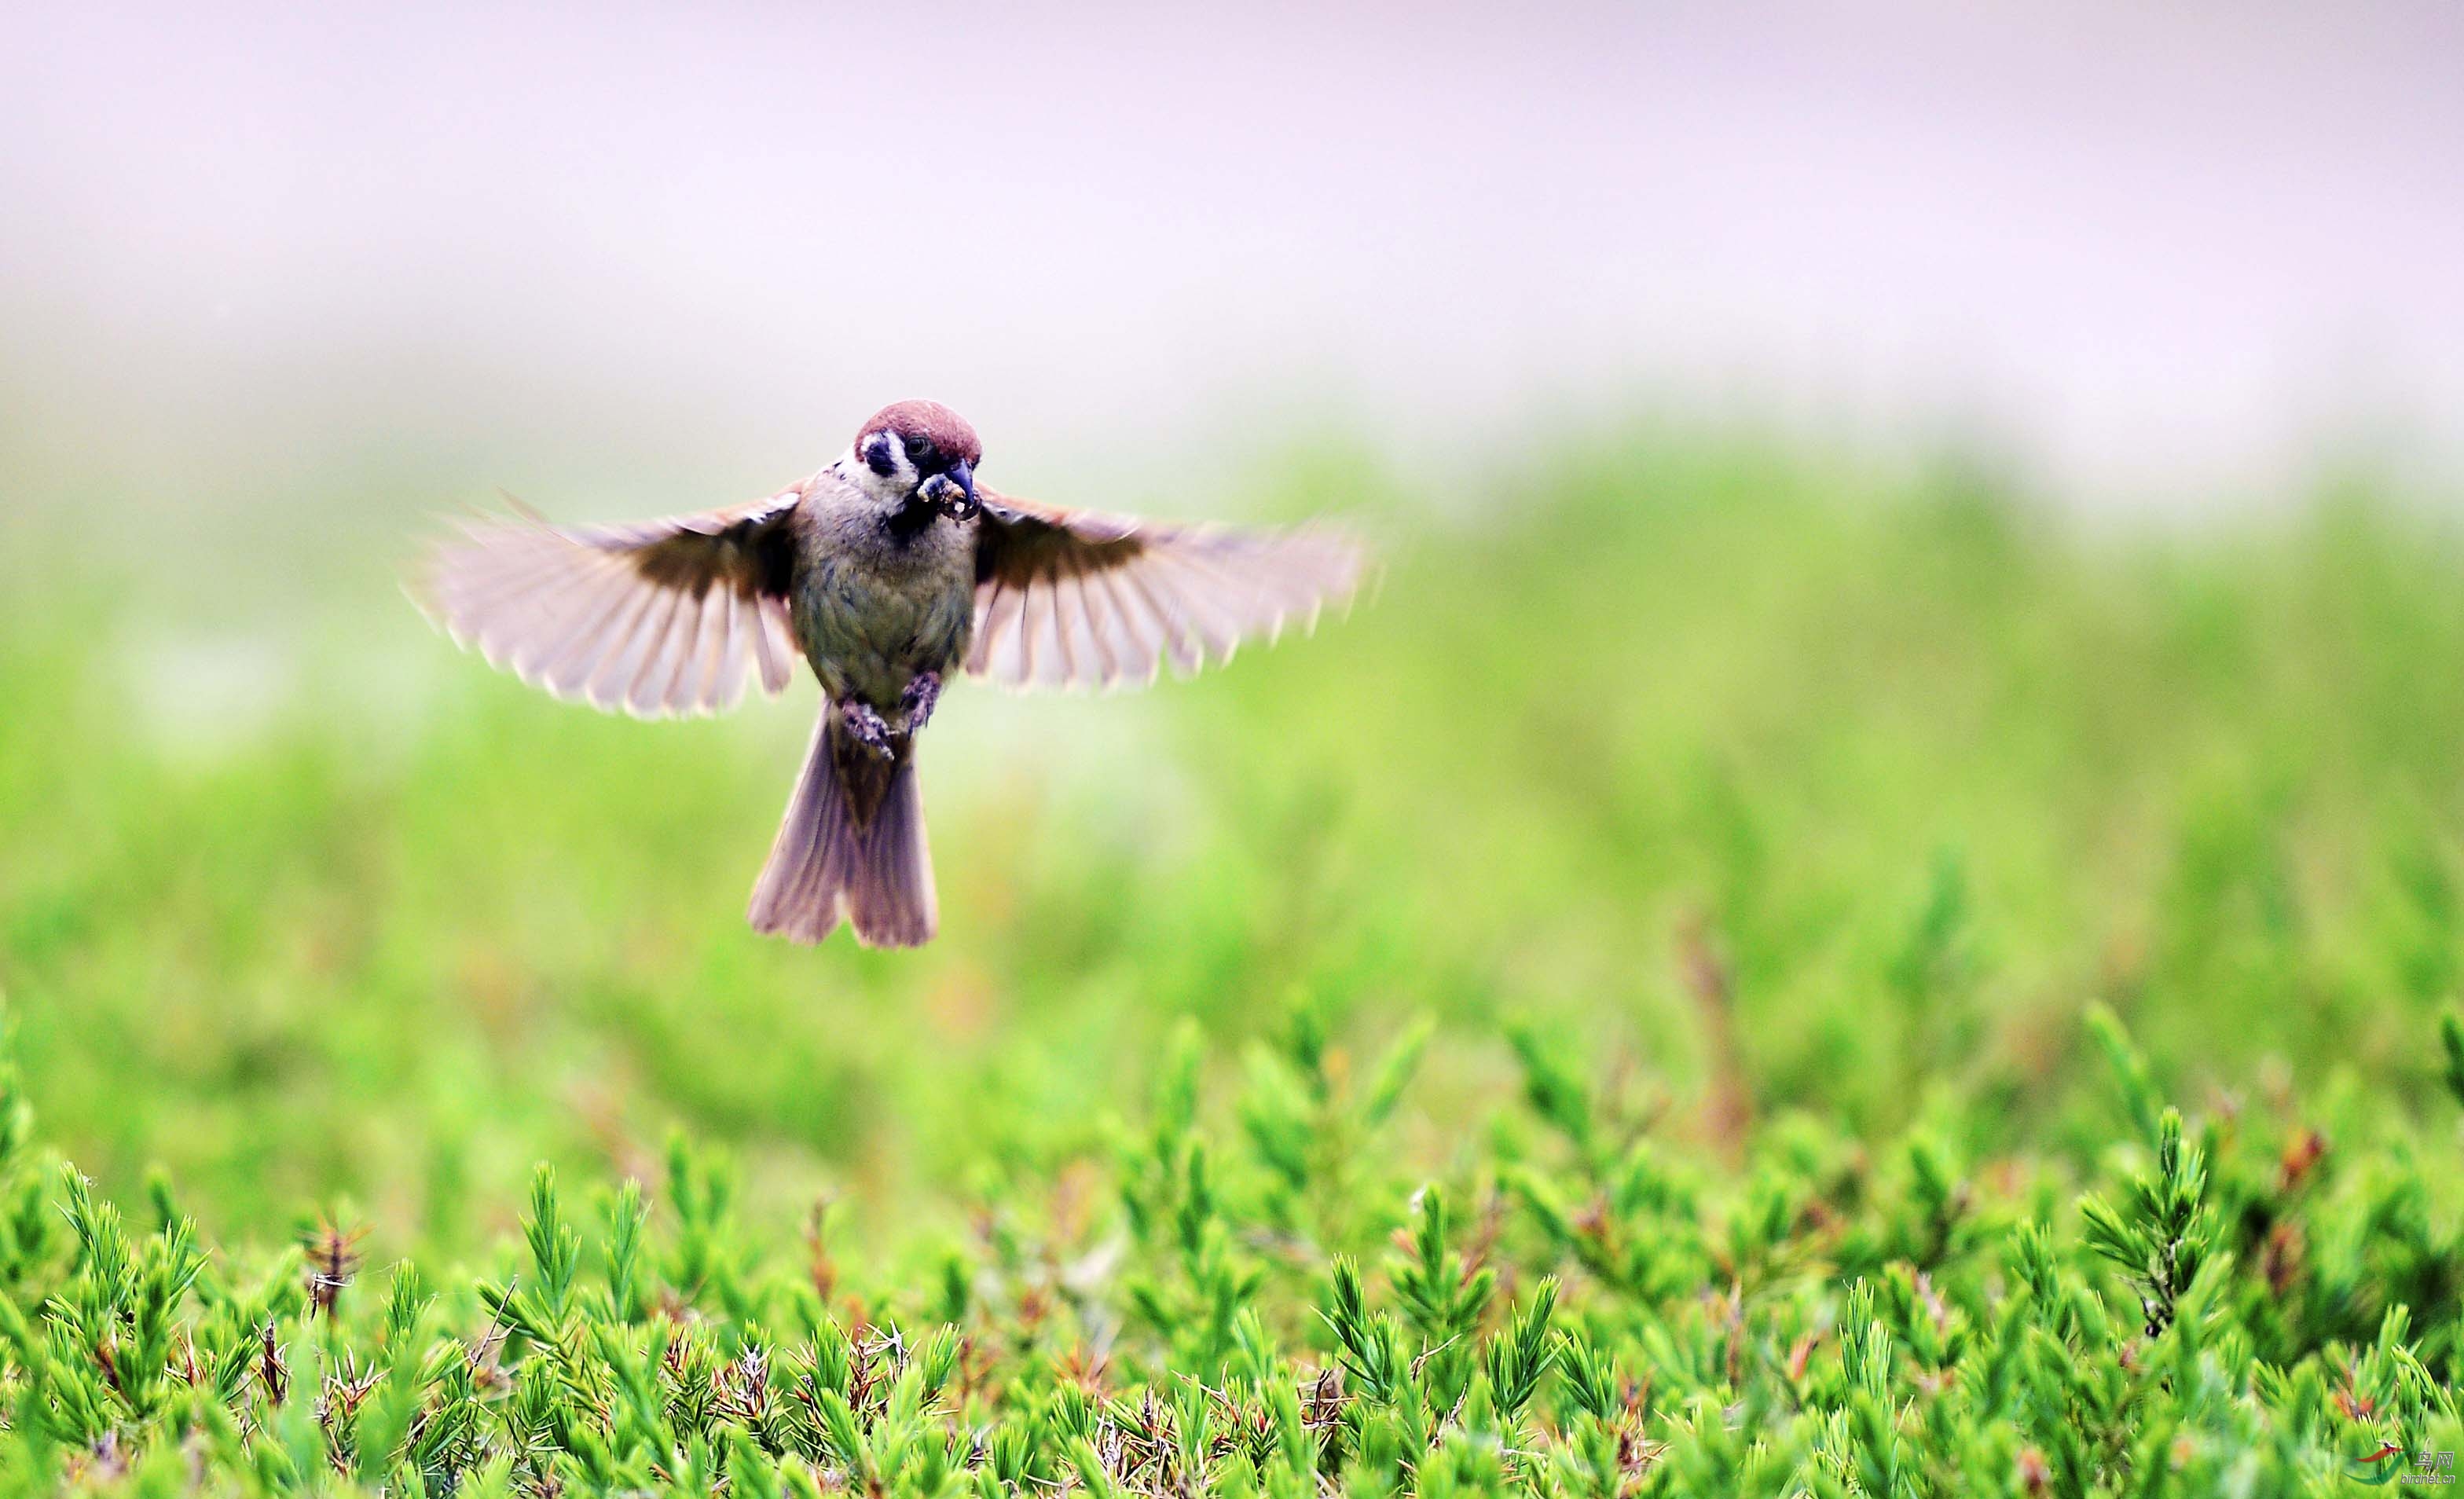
[4,1,2463,1255]
[9,0,2464,525]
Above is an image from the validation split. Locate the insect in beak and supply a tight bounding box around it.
[924,460,979,521]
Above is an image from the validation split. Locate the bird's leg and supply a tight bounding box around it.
[898,671,942,734]
[839,699,896,760]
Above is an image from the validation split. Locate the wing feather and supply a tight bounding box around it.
[672,588,729,713]
[1069,559,1124,690]
[752,595,799,695]
[584,577,672,712]
[1029,564,1074,690]
[530,565,651,695]
[1121,556,1207,680]
[629,585,698,717]
[967,489,1365,694]
[1084,564,1157,688]
[419,490,803,719]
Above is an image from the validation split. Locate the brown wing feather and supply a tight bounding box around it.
[418,489,804,719]
[966,489,1366,693]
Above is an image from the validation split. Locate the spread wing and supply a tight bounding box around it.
[966,489,1366,692]
[418,490,805,718]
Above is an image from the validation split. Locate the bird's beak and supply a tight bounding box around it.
[933,459,979,520]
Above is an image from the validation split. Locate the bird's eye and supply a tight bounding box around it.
[907,435,937,464]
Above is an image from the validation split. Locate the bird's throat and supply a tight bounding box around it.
[882,492,940,543]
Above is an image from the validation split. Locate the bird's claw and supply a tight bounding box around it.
[840,700,896,759]
[899,673,942,735]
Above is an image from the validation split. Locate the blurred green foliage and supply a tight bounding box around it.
[4,434,2464,1489]
[0,981,2459,1494]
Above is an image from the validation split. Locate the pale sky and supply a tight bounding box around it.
[5,0,2461,513]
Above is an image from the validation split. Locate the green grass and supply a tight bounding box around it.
[2,433,2464,1492]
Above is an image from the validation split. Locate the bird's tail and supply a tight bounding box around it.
[748,713,937,947]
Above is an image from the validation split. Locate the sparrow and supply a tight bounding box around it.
[420,400,1366,948]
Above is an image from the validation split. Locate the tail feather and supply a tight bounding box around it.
[748,713,937,947]
[843,755,935,947]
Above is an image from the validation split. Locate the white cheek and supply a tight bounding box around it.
[839,439,919,504]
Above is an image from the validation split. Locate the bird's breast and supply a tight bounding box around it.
[790,525,976,708]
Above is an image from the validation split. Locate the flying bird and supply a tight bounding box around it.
[419,400,1366,948]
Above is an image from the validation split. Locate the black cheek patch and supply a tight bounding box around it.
[863,434,897,477]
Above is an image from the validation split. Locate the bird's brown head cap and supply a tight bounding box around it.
[856,400,982,472]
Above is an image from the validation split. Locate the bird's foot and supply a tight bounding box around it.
[839,700,896,760]
[899,672,942,735]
